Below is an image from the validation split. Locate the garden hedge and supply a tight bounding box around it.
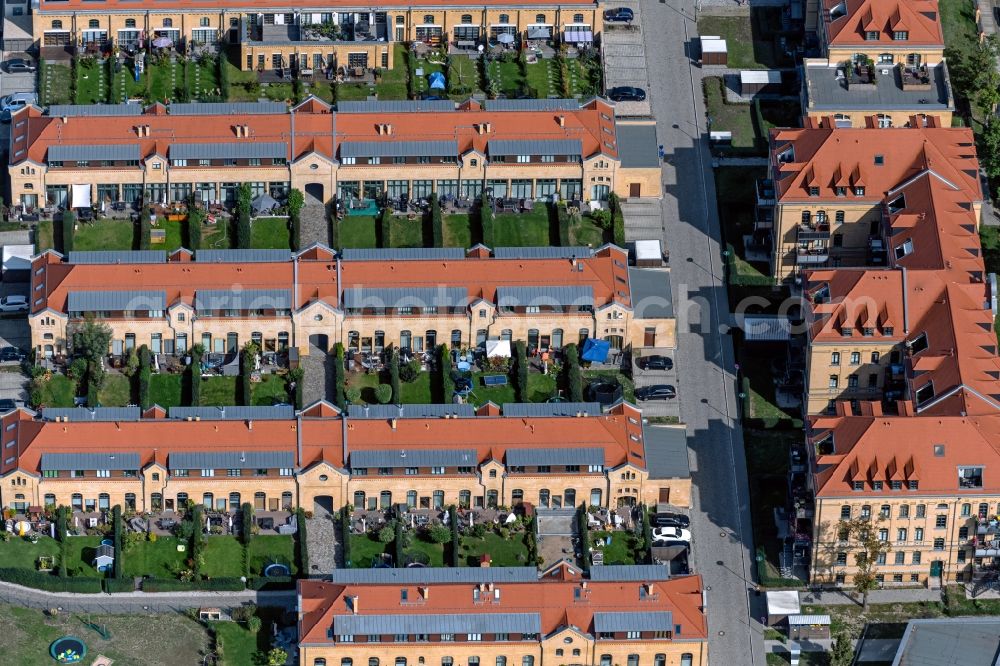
[0,568,102,593]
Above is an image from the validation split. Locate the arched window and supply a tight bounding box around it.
[535,14,546,23]
[125,18,136,28]
[590,488,602,506]
[980,503,990,518]
[347,331,359,350]
[396,15,405,24]
[200,17,210,26]
[163,18,173,27]
[539,489,550,507]
[255,491,266,509]
[151,493,162,510]
[522,658,534,666]
[44,494,56,507]
[425,330,437,348]
[527,329,539,350]
[380,491,392,509]
[396,659,407,666]
[551,328,564,349]
[228,492,240,509]
[342,659,353,666]
[423,14,434,24]
[573,13,585,23]
[835,210,845,224]
[626,656,639,666]
[51,20,63,29]
[400,330,412,350]
[801,210,811,224]
[500,329,512,341]
[511,489,524,504]
[369,660,379,666]
[433,490,445,508]
[840,505,851,519]
[354,491,365,508]
[176,492,188,507]
[406,490,417,508]
[680,655,693,666]
[71,493,83,509]
[564,489,576,506]
[499,13,510,23]
[962,503,972,517]
[314,659,326,666]
[281,491,293,509]
[654,656,666,666]
[461,14,473,24]
[203,493,213,508]
[487,490,498,507]
[450,330,462,348]
[497,658,507,666]
[459,490,471,508]
[578,328,589,343]
[88,19,99,28]
[98,493,110,510]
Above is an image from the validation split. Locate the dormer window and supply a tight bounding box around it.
[883,327,894,336]
[841,327,853,337]
[909,331,928,354]
[777,146,794,163]
[835,186,847,197]
[830,1,846,19]
[893,31,908,40]
[914,382,934,405]
[865,30,879,40]
[862,327,874,337]
[853,186,865,196]
[887,194,905,214]
[959,466,983,489]
[894,238,913,260]
[808,186,820,197]
[874,154,884,165]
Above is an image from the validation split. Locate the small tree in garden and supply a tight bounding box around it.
[60,209,76,253]
[563,343,583,402]
[187,344,203,406]
[138,344,152,410]
[287,367,304,409]
[387,345,401,404]
[839,516,891,611]
[139,206,151,250]
[186,195,204,250]
[374,383,392,404]
[513,341,529,402]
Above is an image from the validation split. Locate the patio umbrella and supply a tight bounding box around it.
[251,193,279,215]
[428,71,446,90]
[497,33,515,45]
[152,36,173,48]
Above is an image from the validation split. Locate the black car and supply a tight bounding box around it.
[603,7,634,22]
[0,347,24,362]
[3,58,36,73]
[0,399,16,413]
[607,86,646,102]
[638,355,673,371]
[655,512,691,529]
[636,384,677,401]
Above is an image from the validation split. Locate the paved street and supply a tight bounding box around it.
[622,0,764,663]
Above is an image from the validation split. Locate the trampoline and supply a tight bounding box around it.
[263,563,290,577]
[50,636,86,663]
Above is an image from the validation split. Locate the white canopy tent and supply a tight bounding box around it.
[71,184,92,209]
[486,340,511,358]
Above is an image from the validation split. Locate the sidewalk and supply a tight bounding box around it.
[800,587,942,605]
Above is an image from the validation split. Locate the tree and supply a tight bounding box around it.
[332,343,346,409]
[479,192,494,247]
[982,118,1000,180]
[449,505,460,567]
[139,205,152,250]
[830,631,854,666]
[346,387,361,404]
[427,524,452,543]
[377,525,394,543]
[436,345,454,402]
[288,188,304,251]
[240,502,254,546]
[265,648,288,666]
[374,383,392,404]
[186,195,204,250]
[239,342,257,406]
[138,344,152,410]
[563,343,583,402]
[187,344,203,406]
[60,209,76,254]
[287,367,305,409]
[235,183,252,249]
[70,317,113,367]
[394,519,405,567]
[430,192,443,247]
[387,345,401,404]
[112,505,123,579]
[246,615,262,634]
[972,36,1000,114]
[513,340,529,402]
[839,516,891,611]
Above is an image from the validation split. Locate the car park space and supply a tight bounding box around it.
[632,348,680,418]
[601,2,651,117]
[651,506,692,574]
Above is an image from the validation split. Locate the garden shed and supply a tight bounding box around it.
[700,36,727,66]
[92,544,114,571]
[739,70,782,96]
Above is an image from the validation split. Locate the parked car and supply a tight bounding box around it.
[603,7,634,22]
[3,58,36,73]
[607,86,646,102]
[0,92,36,123]
[652,526,692,543]
[0,399,16,413]
[654,512,690,529]
[0,347,25,362]
[637,355,674,371]
[0,295,28,316]
[636,384,677,401]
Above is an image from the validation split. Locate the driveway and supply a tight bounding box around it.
[630,0,765,663]
[601,4,652,117]
[633,349,680,419]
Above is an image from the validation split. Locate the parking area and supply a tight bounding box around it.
[633,347,680,418]
[601,3,652,117]
[0,49,38,158]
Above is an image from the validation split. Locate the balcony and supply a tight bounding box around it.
[756,179,776,207]
[797,221,830,242]
[796,246,829,264]
[242,15,388,46]
[900,64,932,91]
[802,60,953,117]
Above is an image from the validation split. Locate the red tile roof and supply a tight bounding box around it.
[39,0,593,11]
[823,0,944,48]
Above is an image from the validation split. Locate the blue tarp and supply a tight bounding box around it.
[580,338,610,363]
[428,71,446,90]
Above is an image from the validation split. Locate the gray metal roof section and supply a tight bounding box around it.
[170,142,286,160]
[169,450,294,470]
[197,249,292,263]
[40,452,140,471]
[342,286,468,309]
[326,567,538,584]
[68,250,165,265]
[168,405,295,421]
[593,611,673,633]
[489,138,583,156]
[169,102,287,115]
[803,62,953,111]
[891,617,1000,666]
[350,448,479,469]
[643,425,690,479]
[346,403,475,419]
[788,615,831,625]
[340,140,458,158]
[629,268,673,318]
[41,407,142,422]
[588,564,671,581]
[67,290,166,312]
[617,123,661,168]
[341,248,466,261]
[506,447,605,467]
[195,288,291,312]
[501,402,603,417]
[336,100,456,113]
[493,247,593,260]
[48,144,141,163]
[486,98,580,111]
[333,612,541,636]
[48,104,143,117]
[496,285,594,308]
[95,543,115,557]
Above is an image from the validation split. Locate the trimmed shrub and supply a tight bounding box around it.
[104,578,135,593]
[187,344,203,406]
[240,502,254,546]
[239,345,254,406]
[287,367,305,409]
[60,209,76,254]
[449,505,460,567]
[288,188,304,250]
[563,343,583,402]
[608,192,625,247]
[0,568,102,593]
[576,504,591,573]
[430,193,443,247]
[513,341,528,402]
[332,343,346,409]
[187,198,204,251]
[479,193,494,247]
[217,53,229,101]
[112,505,123,579]
[138,345,151,409]
[340,507,352,566]
[557,204,570,246]
[394,520,404,568]
[139,206,151,250]
[295,508,309,577]
[189,504,205,575]
[388,345,401,404]
[235,183,252,249]
[143,577,245,592]
[376,207,390,248]
[436,345,454,402]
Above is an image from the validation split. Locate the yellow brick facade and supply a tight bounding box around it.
[804,341,899,414]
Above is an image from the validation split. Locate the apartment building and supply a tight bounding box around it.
[33,0,603,74]
[0,401,693,514]
[758,117,982,280]
[298,563,708,666]
[808,403,1000,587]
[800,0,952,126]
[10,98,661,211]
[28,243,675,359]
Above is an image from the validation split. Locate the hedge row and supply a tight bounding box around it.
[295,508,309,576]
[143,577,245,592]
[0,568,102,593]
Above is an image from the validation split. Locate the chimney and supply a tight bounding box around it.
[420,586,430,599]
[390,418,397,430]
[350,595,359,614]
[485,122,493,133]
[477,123,485,135]
[234,125,243,138]
[385,123,393,135]
[376,124,384,136]
[247,419,253,431]
[557,115,565,127]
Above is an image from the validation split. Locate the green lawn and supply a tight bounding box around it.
[460,531,531,567]
[32,374,77,408]
[149,58,183,102]
[249,535,296,575]
[704,77,755,150]
[185,56,221,100]
[591,530,640,565]
[337,82,373,101]
[0,536,61,571]
[224,59,261,102]
[714,166,773,291]
[62,536,106,578]
[338,215,378,249]
[251,217,291,249]
[35,221,54,254]
[404,536,445,567]
[0,603,211,666]
[493,205,552,246]
[412,56,446,97]
[697,14,777,69]
[346,370,433,404]
[73,219,134,251]
[467,371,558,405]
[150,373,183,407]
[251,375,291,406]
[389,215,425,248]
[443,214,473,248]
[348,533,389,568]
[110,58,150,103]
[378,45,411,99]
[97,373,131,407]
[122,536,186,578]
[571,215,607,247]
[739,345,797,426]
[199,537,245,578]
[215,621,263,666]
[75,57,107,104]
[40,62,72,105]
[489,59,525,97]
[262,82,295,102]
[447,55,481,96]
[525,60,557,98]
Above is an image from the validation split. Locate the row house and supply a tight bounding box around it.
[9,98,660,211]
[28,243,675,359]
[298,563,708,666]
[33,0,603,73]
[0,401,693,515]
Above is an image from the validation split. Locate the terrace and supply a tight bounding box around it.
[802,60,954,118]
